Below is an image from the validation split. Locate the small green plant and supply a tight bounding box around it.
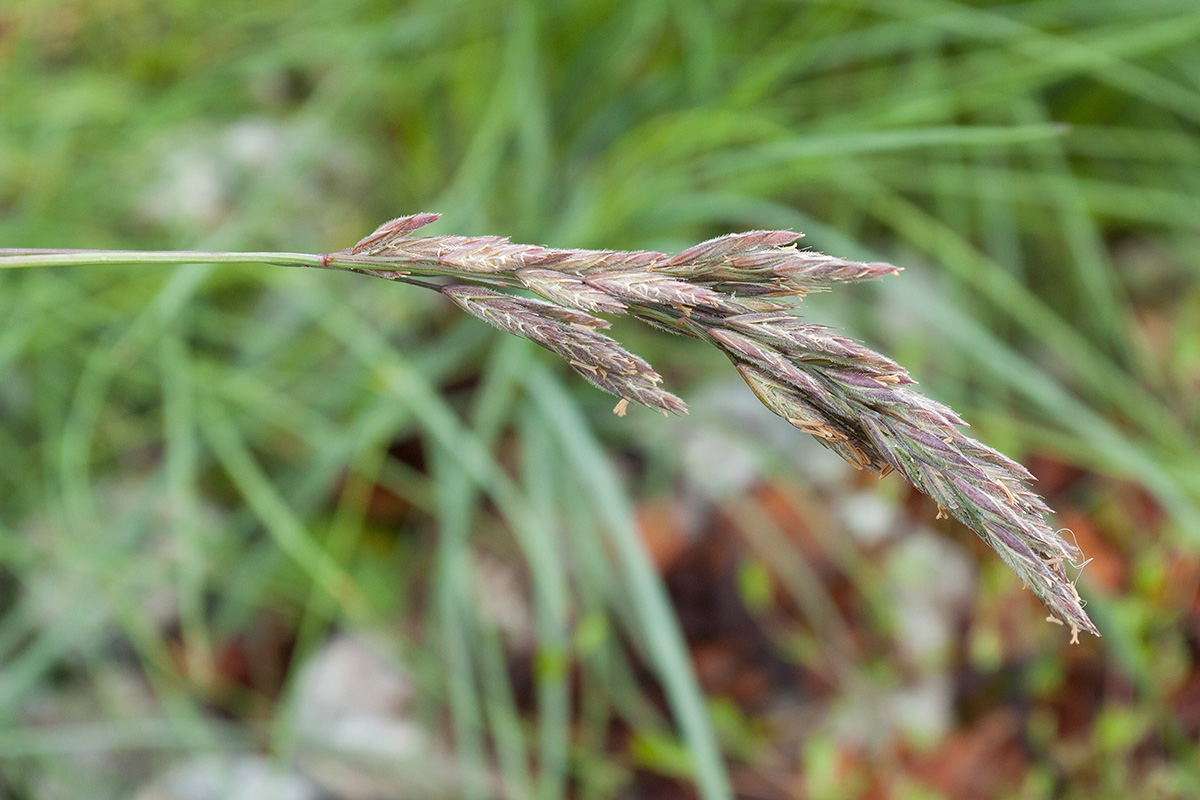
[0,213,1096,640]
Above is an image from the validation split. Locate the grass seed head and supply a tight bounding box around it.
[336,215,1098,639]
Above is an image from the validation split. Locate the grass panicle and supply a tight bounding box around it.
[328,213,1097,640]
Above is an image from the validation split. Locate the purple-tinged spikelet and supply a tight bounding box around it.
[348,213,442,255]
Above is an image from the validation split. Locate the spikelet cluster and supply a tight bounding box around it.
[325,214,1097,639]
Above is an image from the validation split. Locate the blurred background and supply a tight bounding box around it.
[1,0,1199,798]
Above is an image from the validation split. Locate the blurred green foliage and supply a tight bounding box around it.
[1,0,1199,798]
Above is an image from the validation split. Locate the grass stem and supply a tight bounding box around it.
[0,249,323,270]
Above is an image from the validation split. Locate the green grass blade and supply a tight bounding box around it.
[525,367,733,800]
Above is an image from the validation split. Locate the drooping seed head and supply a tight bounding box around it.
[333,215,1098,640]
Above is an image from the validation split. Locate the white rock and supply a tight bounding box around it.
[838,492,896,546]
[288,634,465,798]
[291,634,422,759]
[886,530,976,665]
[134,755,319,800]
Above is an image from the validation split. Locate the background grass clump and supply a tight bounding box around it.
[1,1,1199,798]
